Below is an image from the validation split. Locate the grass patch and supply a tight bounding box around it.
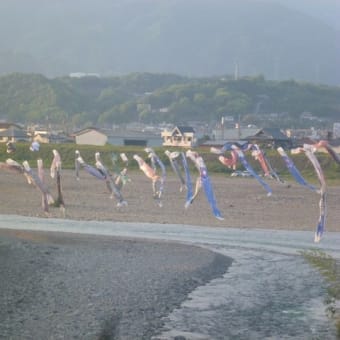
[300,249,340,338]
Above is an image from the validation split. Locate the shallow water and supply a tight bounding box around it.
[0,215,339,339]
[155,247,335,339]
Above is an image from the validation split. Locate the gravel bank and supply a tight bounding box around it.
[0,229,232,339]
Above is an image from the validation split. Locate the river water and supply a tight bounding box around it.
[0,215,339,339]
[155,247,335,339]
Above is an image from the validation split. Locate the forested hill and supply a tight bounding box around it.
[1,73,340,129]
[0,0,339,85]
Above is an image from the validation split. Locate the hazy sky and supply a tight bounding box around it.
[263,0,340,29]
[0,0,338,84]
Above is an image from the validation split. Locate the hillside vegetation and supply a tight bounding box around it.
[1,73,340,129]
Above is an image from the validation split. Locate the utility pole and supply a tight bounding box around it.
[234,62,239,81]
[237,114,241,139]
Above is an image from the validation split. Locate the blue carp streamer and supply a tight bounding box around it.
[201,170,224,220]
[165,150,186,192]
[75,151,106,180]
[232,146,273,196]
[186,150,223,220]
[181,151,194,206]
[277,147,317,192]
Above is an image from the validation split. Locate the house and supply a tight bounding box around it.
[202,127,292,150]
[30,129,51,144]
[71,127,108,146]
[161,126,196,148]
[246,128,292,149]
[27,125,73,144]
[0,123,28,143]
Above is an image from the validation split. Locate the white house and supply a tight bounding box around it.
[72,128,108,146]
[161,126,196,148]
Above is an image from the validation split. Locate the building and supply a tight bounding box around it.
[333,123,340,139]
[72,128,108,146]
[246,128,292,149]
[0,123,28,143]
[69,72,100,78]
[161,126,196,148]
[30,129,51,144]
[107,129,163,147]
[212,125,259,142]
[203,127,292,149]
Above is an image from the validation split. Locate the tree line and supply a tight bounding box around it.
[0,72,339,130]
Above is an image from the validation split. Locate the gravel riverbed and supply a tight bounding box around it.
[0,229,231,339]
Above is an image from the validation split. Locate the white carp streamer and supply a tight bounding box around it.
[23,159,54,215]
[291,144,327,242]
[133,148,165,207]
[50,149,66,216]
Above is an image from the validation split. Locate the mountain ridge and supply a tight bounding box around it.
[0,0,338,85]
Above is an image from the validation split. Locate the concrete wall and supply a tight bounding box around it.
[75,130,107,146]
